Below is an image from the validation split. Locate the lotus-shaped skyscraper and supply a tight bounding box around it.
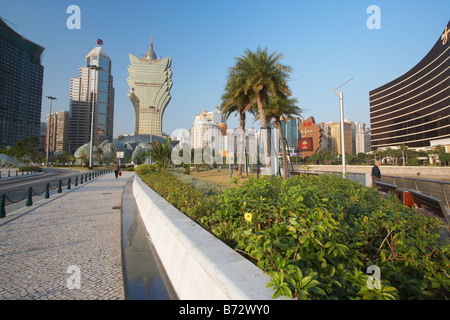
[127,37,173,137]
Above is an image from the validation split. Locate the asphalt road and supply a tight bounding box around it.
[0,167,88,206]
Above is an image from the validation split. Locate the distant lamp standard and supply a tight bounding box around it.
[45,96,57,167]
[89,64,102,168]
[333,78,353,176]
[148,106,159,164]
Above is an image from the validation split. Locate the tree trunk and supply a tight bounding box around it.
[238,111,246,176]
[275,119,288,179]
[256,92,271,173]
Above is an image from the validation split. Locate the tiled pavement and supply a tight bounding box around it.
[0,171,135,300]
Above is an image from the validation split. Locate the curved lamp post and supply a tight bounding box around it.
[333,77,353,176]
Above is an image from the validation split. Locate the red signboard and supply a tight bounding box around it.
[298,138,313,151]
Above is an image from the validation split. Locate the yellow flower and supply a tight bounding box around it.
[244,213,253,222]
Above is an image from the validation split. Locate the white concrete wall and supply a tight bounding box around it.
[133,175,283,300]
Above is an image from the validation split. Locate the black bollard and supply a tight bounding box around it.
[80,175,84,184]
[0,194,6,218]
[67,178,71,190]
[45,183,50,199]
[58,180,62,193]
[75,176,78,187]
[26,187,33,206]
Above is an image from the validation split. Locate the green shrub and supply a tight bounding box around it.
[18,165,42,172]
[137,170,450,300]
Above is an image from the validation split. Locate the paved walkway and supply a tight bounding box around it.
[0,171,135,300]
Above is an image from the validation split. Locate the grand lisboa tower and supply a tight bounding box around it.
[127,36,173,138]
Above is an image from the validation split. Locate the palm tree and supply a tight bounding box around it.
[94,147,104,166]
[229,47,292,173]
[256,95,301,178]
[221,74,256,175]
[399,144,408,166]
[148,138,171,171]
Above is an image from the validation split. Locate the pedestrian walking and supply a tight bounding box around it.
[113,161,120,179]
[371,161,381,187]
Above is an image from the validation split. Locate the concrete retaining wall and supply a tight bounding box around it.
[132,175,280,300]
[293,165,450,178]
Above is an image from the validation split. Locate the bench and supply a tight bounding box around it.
[408,190,450,226]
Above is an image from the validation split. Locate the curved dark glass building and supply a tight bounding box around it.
[369,21,450,150]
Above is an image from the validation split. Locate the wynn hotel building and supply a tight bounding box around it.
[369,21,450,150]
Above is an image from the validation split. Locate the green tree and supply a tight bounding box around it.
[94,147,104,166]
[148,138,172,171]
[229,47,292,170]
[7,136,42,164]
[221,73,256,175]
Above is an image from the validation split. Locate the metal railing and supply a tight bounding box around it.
[0,169,112,218]
[381,175,450,208]
[290,169,449,208]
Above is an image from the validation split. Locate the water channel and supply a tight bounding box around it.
[120,178,178,300]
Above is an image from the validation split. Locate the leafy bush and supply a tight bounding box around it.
[134,164,157,175]
[18,166,42,172]
[137,169,450,300]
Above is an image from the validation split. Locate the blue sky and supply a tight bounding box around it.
[1,0,449,138]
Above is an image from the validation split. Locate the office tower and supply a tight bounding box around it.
[68,46,115,153]
[329,122,353,156]
[370,20,450,150]
[46,111,69,153]
[127,37,173,137]
[279,117,301,152]
[0,18,44,147]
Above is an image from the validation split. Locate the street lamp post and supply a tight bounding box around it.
[45,96,57,167]
[89,65,102,168]
[148,106,159,164]
[333,78,353,176]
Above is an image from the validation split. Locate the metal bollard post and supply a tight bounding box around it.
[58,180,62,193]
[8,170,10,177]
[45,183,50,199]
[67,178,71,190]
[26,187,33,206]
[80,175,84,184]
[0,194,6,218]
[75,176,78,187]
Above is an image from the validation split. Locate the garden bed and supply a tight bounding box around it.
[135,164,449,300]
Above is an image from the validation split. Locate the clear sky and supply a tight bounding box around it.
[1,0,449,138]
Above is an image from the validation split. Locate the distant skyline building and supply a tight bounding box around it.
[280,117,301,153]
[127,37,173,137]
[191,107,226,150]
[68,46,115,153]
[0,18,44,147]
[46,111,69,153]
[369,20,450,150]
[353,121,371,154]
[329,121,353,156]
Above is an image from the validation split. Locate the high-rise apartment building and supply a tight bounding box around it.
[127,38,173,137]
[68,46,114,153]
[191,107,226,150]
[353,121,371,154]
[0,18,44,147]
[46,111,69,153]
